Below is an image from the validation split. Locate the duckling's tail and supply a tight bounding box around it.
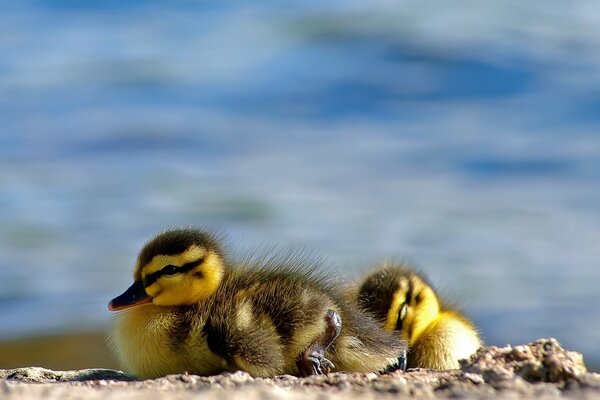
[328,302,407,373]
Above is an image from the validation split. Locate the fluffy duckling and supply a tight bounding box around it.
[356,264,481,370]
[108,228,406,379]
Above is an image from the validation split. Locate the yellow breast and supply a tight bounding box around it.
[108,305,227,379]
[410,311,481,369]
[436,311,481,362]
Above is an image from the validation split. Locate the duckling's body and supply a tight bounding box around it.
[108,229,405,378]
[357,264,481,370]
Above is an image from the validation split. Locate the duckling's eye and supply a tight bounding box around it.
[161,265,179,275]
[414,293,422,304]
[395,303,408,331]
[399,303,408,320]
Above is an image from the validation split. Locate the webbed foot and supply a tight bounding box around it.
[296,309,342,377]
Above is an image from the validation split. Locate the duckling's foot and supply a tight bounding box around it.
[296,309,342,377]
[381,348,408,373]
[398,349,408,371]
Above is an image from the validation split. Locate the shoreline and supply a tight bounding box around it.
[0,332,118,371]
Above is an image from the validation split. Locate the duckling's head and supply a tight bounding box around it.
[357,265,440,345]
[108,228,225,311]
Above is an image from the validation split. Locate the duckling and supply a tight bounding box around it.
[107,228,406,379]
[356,264,481,370]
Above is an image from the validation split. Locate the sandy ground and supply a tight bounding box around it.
[2,338,599,399]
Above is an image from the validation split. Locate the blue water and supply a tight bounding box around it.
[1,1,600,368]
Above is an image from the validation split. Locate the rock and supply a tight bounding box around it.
[461,338,588,384]
[1,338,599,399]
[0,367,135,383]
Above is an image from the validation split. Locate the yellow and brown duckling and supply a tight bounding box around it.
[108,228,406,379]
[356,264,481,370]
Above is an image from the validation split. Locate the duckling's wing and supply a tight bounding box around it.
[202,301,287,377]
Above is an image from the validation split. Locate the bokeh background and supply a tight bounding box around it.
[1,1,599,371]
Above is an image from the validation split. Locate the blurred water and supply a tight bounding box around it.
[1,1,600,368]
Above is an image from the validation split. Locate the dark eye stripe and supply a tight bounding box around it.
[406,279,414,305]
[144,257,204,287]
[395,314,403,331]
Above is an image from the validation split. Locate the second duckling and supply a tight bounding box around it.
[108,228,406,378]
[357,264,481,370]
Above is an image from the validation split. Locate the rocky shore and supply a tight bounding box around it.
[2,338,599,399]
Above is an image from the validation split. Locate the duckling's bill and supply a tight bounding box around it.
[108,280,152,311]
